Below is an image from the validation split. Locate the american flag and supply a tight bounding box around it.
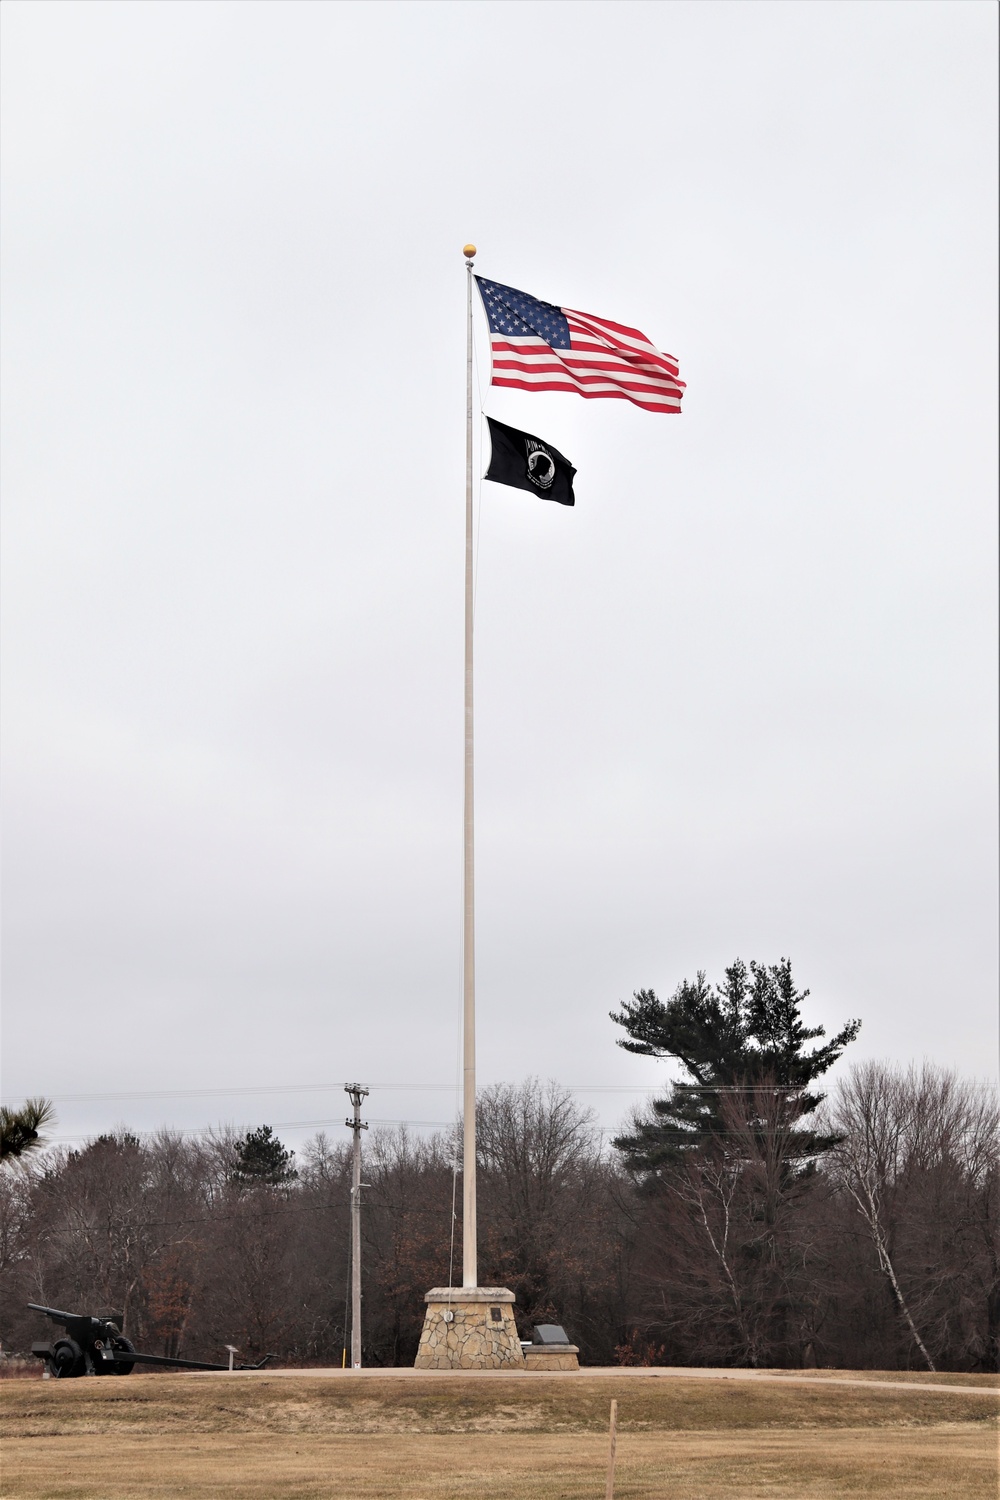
[475,277,684,415]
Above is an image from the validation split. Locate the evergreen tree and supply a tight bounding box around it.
[230,1126,298,1187]
[611,959,860,1174]
[1,1098,55,1164]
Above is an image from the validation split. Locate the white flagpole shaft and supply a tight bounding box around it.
[462,248,477,1289]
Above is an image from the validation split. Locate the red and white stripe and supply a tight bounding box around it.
[489,308,684,414]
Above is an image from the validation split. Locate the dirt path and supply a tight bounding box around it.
[237,1364,1000,1397]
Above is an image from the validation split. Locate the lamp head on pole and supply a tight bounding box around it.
[463,243,477,263]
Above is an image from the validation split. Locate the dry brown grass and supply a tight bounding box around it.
[1,1372,996,1499]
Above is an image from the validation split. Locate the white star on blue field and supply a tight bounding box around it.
[476,277,571,348]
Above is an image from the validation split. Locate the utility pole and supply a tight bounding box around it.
[344,1084,368,1369]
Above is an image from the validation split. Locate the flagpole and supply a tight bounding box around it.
[462,243,478,1289]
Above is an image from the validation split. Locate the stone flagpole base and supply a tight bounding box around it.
[414,1288,525,1370]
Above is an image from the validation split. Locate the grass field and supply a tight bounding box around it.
[1,1370,996,1498]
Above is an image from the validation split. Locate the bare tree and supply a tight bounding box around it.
[359,1127,456,1364]
[625,1079,833,1367]
[0,1165,35,1282]
[828,1062,1000,1371]
[475,1079,628,1351]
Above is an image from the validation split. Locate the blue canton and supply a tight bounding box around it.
[475,277,571,349]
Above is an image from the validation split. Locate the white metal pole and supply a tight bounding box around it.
[345,1083,368,1366]
[462,243,477,1290]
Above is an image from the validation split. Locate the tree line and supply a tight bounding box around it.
[2,961,996,1371]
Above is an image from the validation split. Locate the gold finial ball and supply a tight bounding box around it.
[463,243,477,259]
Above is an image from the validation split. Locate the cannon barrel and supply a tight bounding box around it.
[27,1303,88,1327]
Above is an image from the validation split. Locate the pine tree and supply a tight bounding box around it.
[1,1098,55,1164]
[230,1126,298,1187]
[611,958,860,1174]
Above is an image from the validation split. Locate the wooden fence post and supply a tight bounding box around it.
[605,1398,618,1500]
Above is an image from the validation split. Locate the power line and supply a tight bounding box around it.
[20,1077,996,1106]
[4,1082,664,1105]
[44,1117,459,1143]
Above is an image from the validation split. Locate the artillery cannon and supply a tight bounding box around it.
[28,1304,274,1378]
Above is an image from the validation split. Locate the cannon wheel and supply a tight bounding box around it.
[111,1336,135,1375]
[52,1338,85,1378]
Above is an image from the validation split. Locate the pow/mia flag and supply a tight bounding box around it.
[484,417,576,508]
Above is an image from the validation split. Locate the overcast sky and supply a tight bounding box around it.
[2,1,997,1154]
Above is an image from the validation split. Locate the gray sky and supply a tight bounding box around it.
[2,0,997,1154]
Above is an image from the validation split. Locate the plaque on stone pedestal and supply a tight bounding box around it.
[521,1322,580,1370]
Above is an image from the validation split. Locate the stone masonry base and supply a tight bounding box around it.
[524,1344,580,1370]
[414,1288,525,1370]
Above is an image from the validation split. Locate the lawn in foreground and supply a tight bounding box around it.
[1,1372,996,1499]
